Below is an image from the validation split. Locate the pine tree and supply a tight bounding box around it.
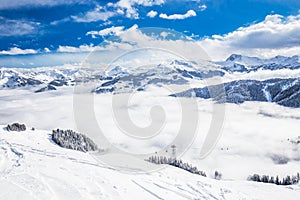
[171,145,177,159]
[275,176,280,185]
[214,171,222,180]
[261,175,269,183]
[285,176,292,185]
[292,176,298,184]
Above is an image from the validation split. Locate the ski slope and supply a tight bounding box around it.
[0,127,299,200]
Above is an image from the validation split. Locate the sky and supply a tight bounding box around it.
[0,0,300,67]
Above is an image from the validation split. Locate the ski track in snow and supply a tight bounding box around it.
[0,139,24,176]
[0,128,299,199]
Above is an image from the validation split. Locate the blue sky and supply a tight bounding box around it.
[0,0,300,67]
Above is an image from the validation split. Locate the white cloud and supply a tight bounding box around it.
[102,24,209,62]
[110,0,165,19]
[69,24,209,64]
[159,10,197,20]
[44,48,51,53]
[79,12,300,63]
[72,6,115,22]
[113,0,139,19]
[57,44,97,53]
[0,17,38,36]
[71,0,166,22]
[87,26,125,38]
[13,11,300,66]
[226,14,300,49]
[56,43,129,54]
[0,0,87,9]
[199,13,300,60]
[147,10,158,18]
[132,0,165,6]
[0,47,37,55]
[199,4,207,11]
[50,17,71,26]
[115,0,165,8]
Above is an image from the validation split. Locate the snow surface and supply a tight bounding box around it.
[1,55,300,199]
[0,85,300,199]
[216,54,300,71]
[0,126,299,200]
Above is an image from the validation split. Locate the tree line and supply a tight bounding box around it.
[146,155,207,177]
[248,173,300,185]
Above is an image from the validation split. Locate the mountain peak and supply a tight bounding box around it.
[226,54,243,62]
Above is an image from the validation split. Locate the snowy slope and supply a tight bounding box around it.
[1,54,300,99]
[1,54,300,199]
[0,65,96,91]
[0,87,300,182]
[216,54,300,72]
[1,54,300,97]
[173,78,300,108]
[0,127,299,200]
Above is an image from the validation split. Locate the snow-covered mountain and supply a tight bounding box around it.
[173,78,300,108]
[216,54,300,73]
[94,60,215,94]
[0,60,223,93]
[1,54,300,108]
[92,55,300,94]
[0,67,98,92]
[1,54,299,91]
[0,68,43,88]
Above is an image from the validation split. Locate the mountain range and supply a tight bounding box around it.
[1,54,299,108]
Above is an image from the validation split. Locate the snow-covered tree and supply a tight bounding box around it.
[146,155,206,177]
[214,171,222,180]
[52,129,98,152]
[249,173,300,186]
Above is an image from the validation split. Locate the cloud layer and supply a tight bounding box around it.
[53,12,300,62]
[0,17,38,36]
[0,0,87,9]
[2,9,300,64]
[72,0,166,22]
[72,7,116,22]
[86,26,125,38]
[199,13,300,60]
[0,47,37,55]
[112,0,165,19]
